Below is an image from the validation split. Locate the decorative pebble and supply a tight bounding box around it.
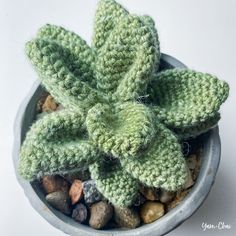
[140,201,165,224]
[46,191,71,215]
[167,190,190,211]
[159,190,175,203]
[89,201,113,229]
[72,203,88,223]
[36,93,48,112]
[139,185,160,201]
[42,95,58,112]
[83,180,102,204]
[69,180,83,205]
[42,175,69,194]
[114,207,140,229]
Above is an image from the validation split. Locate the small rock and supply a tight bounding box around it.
[89,201,113,229]
[46,191,71,215]
[42,95,58,112]
[42,175,69,194]
[69,180,83,205]
[140,201,165,224]
[167,190,190,211]
[139,185,160,201]
[72,203,88,223]
[83,180,102,204]
[184,167,194,189]
[159,190,175,203]
[36,93,48,112]
[114,207,140,229]
[187,154,197,170]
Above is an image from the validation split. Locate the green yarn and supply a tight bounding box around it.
[120,122,188,191]
[19,109,101,180]
[92,0,128,51]
[89,159,138,207]
[37,24,97,88]
[95,15,159,101]
[25,38,104,110]
[86,102,156,158]
[19,0,229,207]
[175,112,221,139]
[149,69,229,137]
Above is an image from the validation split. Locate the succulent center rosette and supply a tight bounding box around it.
[19,0,229,207]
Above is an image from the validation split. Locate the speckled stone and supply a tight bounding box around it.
[83,180,102,204]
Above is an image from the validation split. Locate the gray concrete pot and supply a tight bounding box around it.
[13,54,221,236]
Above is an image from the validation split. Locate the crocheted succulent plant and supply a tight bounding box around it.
[19,0,229,207]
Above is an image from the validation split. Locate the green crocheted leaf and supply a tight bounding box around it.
[95,15,159,101]
[120,122,188,191]
[93,0,128,51]
[89,159,138,207]
[86,102,156,158]
[140,15,160,73]
[26,39,103,109]
[19,109,100,180]
[175,112,220,139]
[149,69,229,131]
[37,24,96,88]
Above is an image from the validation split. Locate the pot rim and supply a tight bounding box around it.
[12,54,221,236]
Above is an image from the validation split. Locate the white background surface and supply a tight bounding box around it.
[0,0,235,235]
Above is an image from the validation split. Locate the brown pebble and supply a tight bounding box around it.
[140,201,165,224]
[69,180,83,205]
[42,95,58,112]
[42,175,69,194]
[46,191,71,215]
[159,190,175,203]
[114,207,140,229]
[139,185,160,201]
[89,201,113,229]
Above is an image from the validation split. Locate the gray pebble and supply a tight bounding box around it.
[72,203,88,223]
[46,191,71,215]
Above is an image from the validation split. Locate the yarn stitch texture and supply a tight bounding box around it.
[19,0,229,207]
